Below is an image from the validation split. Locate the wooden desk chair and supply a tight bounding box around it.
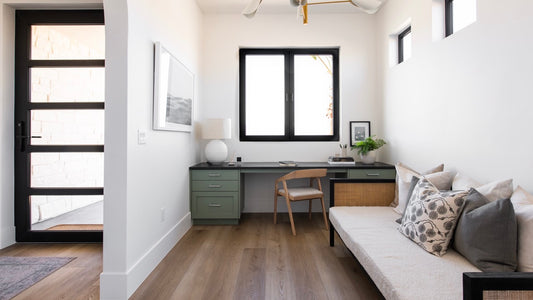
[274,169,329,235]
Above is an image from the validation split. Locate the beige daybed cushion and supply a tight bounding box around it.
[329,206,480,300]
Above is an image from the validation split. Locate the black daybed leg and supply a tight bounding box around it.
[330,222,334,247]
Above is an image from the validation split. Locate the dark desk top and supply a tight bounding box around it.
[190,161,394,172]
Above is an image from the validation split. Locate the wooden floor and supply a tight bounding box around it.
[0,213,383,300]
[0,243,102,300]
[132,213,383,300]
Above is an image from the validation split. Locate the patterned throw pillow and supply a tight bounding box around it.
[399,178,468,256]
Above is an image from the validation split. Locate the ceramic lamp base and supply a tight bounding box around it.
[205,139,228,165]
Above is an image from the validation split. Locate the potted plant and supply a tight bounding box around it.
[351,136,386,164]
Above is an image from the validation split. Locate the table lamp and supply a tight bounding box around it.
[202,118,231,165]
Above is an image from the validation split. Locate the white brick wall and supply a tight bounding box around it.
[29,26,105,224]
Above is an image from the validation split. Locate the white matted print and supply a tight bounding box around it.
[350,121,370,147]
[153,42,194,132]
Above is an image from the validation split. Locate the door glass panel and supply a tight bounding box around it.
[31,110,104,145]
[31,67,105,102]
[294,55,334,136]
[31,25,105,60]
[245,55,285,136]
[30,195,103,230]
[31,153,104,188]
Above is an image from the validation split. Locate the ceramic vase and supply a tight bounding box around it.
[360,150,376,164]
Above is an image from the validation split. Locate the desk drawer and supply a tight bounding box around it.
[191,180,238,192]
[191,170,239,181]
[348,169,396,179]
[191,192,239,219]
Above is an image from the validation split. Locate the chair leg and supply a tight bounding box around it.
[308,199,312,220]
[320,195,329,231]
[274,190,278,224]
[285,196,296,235]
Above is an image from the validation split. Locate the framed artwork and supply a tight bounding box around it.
[350,121,370,147]
[153,42,194,132]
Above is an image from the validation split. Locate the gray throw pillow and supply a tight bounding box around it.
[453,188,518,272]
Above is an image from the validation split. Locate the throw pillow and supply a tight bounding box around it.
[391,163,443,209]
[476,179,514,202]
[452,173,513,202]
[452,173,480,191]
[396,176,420,224]
[510,186,533,272]
[399,178,468,256]
[394,168,454,215]
[453,189,517,272]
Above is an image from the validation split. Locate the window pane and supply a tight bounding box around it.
[245,55,285,136]
[31,110,104,145]
[30,195,103,230]
[31,67,105,102]
[31,153,104,188]
[31,25,105,60]
[453,0,476,32]
[294,55,334,136]
[402,32,412,61]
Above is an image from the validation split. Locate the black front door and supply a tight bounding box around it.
[14,10,105,242]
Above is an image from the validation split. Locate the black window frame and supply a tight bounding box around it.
[398,26,411,64]
[239,48,339,142]
[445,0,454,37]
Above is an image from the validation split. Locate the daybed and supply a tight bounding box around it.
[328,176,533,300]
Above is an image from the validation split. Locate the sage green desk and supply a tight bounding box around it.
[189,162,395,225]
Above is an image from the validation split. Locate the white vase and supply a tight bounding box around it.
[360,151,376,164]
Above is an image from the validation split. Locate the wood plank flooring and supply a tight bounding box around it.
[0,213,383,300]
[0,243,102,300]
[132,213,383,300]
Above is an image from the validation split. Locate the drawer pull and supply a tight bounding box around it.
[366,173,381,176]
[208,184,222,188]
[208,173,221,177]
[208,203,221,207]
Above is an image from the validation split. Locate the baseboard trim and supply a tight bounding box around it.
[126,212,192,297]
[0,226,16,249]
[100,212,192,300]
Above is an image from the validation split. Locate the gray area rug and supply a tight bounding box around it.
[0,256,74,300]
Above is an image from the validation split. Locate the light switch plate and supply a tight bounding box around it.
[138,129,147,144]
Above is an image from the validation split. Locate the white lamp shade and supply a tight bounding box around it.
[202,118,232,140]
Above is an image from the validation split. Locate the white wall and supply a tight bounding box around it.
[376,0,533,191]
[0,3,15,248]
[100,0,202,298]
[201,13,379,212]
[0,0,103,249]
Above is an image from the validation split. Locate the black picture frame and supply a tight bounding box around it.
[349,121,370,147]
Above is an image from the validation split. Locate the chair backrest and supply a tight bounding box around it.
[278,169,327,181]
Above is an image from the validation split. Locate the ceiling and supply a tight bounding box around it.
[195,0,375,14]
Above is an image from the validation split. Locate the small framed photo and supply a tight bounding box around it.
[350,121,370,147]
[153,42,194,132]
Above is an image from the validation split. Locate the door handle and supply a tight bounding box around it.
[16,121,41,152]
[16,135,42,139]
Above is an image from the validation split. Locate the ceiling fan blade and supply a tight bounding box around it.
[242,0,263,18]
[349,0,383,14]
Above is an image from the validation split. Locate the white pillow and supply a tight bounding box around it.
[510,186,533,272]
[452,173,513,202]
[476,179,514,202]
[452,173,480,191]
[394,168,453,214]
[392,163,444,210]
